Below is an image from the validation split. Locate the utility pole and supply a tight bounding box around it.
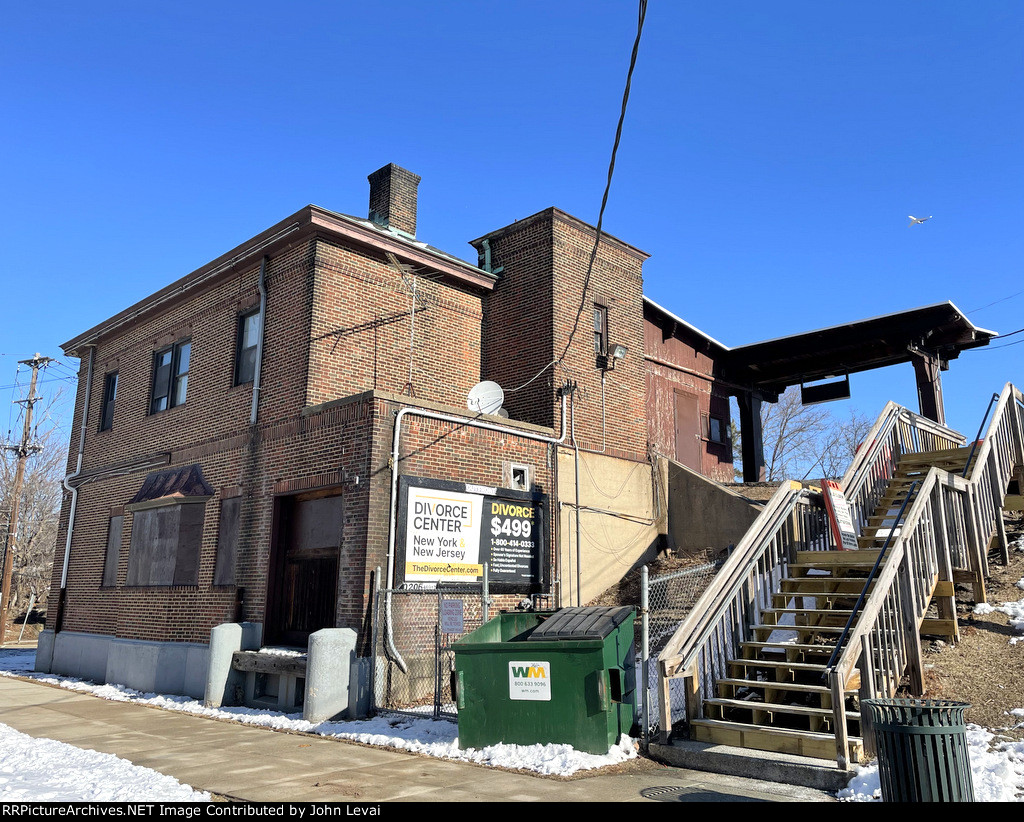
[0,354,51,646]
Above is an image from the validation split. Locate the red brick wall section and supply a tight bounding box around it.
[308,238,483,409]
[477,209,648,458]
[46,230,545,649]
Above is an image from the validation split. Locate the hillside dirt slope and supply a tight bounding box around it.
[916,510,1024,739]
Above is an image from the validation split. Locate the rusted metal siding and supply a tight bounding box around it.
[643,308,734,482]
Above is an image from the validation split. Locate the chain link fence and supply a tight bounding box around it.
[371,584,489,720]
[639,559,723,748]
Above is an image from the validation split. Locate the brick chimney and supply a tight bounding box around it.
[367,163,421,238]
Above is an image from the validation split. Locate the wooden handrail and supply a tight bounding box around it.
[656,381,1024,768]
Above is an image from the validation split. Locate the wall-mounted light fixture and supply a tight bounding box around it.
[605,343,628,370]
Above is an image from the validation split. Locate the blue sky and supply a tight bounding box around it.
[2,2,1021,443]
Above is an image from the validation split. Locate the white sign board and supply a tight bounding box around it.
[440,599,464,635]
[508,661,551,701]
[822,480,859,551]
[405,485,485,583]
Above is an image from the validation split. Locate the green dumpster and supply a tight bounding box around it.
[452,606,636,755]
[863,699,975,802]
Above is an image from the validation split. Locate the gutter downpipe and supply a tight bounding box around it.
[249,256,268,425]
[56,345,96,633]
[385,392,569,670]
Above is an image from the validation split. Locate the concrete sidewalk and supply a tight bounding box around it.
[0,674,837,803]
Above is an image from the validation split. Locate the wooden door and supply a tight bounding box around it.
[266,491,343,647]
[674,390,702,471]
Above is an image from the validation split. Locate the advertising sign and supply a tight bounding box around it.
[822,479,859,551]
[397,476,548,592]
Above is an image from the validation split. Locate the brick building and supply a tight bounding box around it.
[36,163,737,703]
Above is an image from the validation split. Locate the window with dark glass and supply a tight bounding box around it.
[99,371,118,431]
[150,340,190,413]
[593,304,608,360]
[709,417,725,444]
[234,308,261,385]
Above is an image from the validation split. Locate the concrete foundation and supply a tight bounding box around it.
[34,629,208,699]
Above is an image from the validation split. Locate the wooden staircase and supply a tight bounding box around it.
[687,446,980,763]
[689,549,872,762]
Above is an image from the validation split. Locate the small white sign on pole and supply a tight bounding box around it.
[822,480,859,551]
[440,599,464,635]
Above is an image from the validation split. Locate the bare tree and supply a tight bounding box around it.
[731,391,876,483]
[760,387,832,481]
[0,402,69,621]
[816,408,874,481]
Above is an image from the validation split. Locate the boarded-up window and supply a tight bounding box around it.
[101,515,123,588]
[126,502,206,586]
[214,496,241,586]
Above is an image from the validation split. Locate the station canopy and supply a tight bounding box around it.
[717,301,995,399]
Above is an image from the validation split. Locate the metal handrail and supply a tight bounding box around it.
[822,481,918,676]
[963,393,1000,477]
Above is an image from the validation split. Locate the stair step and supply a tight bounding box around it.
[726,658,828,680]
[770,592,861,609]
[779,578,873,596]
[793,550,882,567]
[759,608,855,627]
[704,696,861,723]
[690,718,864,762]
[716,677,857,701]
[739,641,837,658]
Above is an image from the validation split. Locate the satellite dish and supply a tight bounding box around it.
[467,381,505,415]
[497,407,510,418]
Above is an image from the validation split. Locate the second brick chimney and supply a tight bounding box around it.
[367,163,421,238]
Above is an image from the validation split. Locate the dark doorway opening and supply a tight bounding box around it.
[265,489,344,647]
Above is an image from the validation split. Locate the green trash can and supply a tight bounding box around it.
[863,699,975,802]
[452,606,636,755]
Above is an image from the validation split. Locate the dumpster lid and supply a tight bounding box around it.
[527,606,634,641]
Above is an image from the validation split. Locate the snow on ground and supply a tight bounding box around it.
[0,647,637,786]
[4,577,1024,804]
[0,722,210,802]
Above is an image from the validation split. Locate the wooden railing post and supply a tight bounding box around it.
[988,449,1011,565]
[657,659,674,744]
[858,634,877,758]
[829,668,850,770]
[898,563,925,695]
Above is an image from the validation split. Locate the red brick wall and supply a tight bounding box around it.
[308,238,483,409]
[48,229,544,648]
[476,209,648,459]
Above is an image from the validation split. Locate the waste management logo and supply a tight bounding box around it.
[508,660,551,701]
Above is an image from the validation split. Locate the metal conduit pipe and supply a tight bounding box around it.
[385,392,569,671]
[56,345,96,632]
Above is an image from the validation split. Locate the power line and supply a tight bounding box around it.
[556,0,648,367]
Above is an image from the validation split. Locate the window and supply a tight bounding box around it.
[125,465,212,587]
[708,416,728,445]
[99,371,118,431]
[101,515,123,587]
[593,304,608,363]
[126,503,205,586]
[234,308,261,385]
[150,340,190,413]
[213,496,241,586]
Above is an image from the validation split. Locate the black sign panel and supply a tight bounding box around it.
[396,476,549,593]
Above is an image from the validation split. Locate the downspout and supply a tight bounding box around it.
[572,390,581,606]
[385,391,569,669]
[249,256,268,426]
[56,345,96,633]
